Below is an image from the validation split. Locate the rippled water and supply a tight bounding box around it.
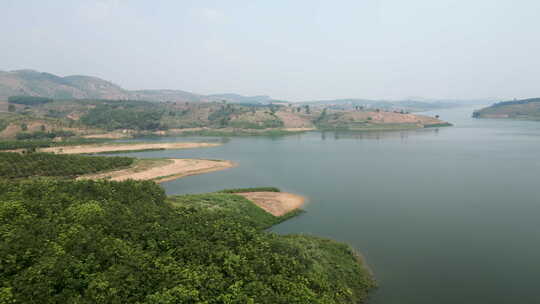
[111,106,540,303]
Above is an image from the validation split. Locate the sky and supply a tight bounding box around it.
[1,0,539,101]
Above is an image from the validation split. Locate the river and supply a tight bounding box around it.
[112,106,540,303]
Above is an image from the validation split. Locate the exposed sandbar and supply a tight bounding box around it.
[237,192,306,216]
[78,158,235,183]
[40,142,220,154]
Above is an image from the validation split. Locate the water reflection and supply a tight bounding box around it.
[321,128,441,141]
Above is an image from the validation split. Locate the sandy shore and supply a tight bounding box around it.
[237,192,306,216]
[39,142,220,154]
[78,158,236,183]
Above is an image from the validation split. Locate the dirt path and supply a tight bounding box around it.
[78,158,236,183]
[40,142,220,154]
[237,192,306,216]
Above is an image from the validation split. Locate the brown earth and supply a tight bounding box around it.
[39,142,221,154]
[276,110,315,128]
[344,111,444,125]
[237,192,306,216]
[82,133,130,139]
[78,158,236,183]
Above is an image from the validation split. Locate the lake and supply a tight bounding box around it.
[112,106,540,304]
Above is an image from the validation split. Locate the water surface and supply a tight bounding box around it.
[113,106,540,304]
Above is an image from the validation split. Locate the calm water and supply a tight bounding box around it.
[112,106,540,304]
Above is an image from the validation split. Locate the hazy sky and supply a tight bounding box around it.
[1,0,539,101]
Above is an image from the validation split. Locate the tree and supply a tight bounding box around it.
[8,104,15,112]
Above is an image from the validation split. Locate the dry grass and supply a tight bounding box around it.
[237,192,306,216]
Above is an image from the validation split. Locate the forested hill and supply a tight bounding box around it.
[473,98,540,120]
[0,179,376,303]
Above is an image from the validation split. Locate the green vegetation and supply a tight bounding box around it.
[0,179,375,303]
[218,187,281,193]
[0,152,133,178]
[2,94,451,139]
[8,95,53,106]
[16,130,75,140]
[0,138,107,151]
[473,98,540,120]
[81,103,165,131]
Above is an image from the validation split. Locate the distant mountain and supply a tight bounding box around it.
[0,69,270,104]
[0,70,130,100]
[130,89,204,103]
[473,98,540,120]
[205,93,274,104]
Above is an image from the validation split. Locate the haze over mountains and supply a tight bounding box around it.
[0,69,484,108]
[0,69,275,104]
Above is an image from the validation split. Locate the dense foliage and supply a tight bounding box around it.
[218,187,280,193]
[0,179,375,303]
[0,152,133,178]
[81,104,165,131]
[15,130,75,140]
[8,96,53,105]
[0,138,106,151]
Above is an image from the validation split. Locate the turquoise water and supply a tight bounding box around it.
[111,106,540,303]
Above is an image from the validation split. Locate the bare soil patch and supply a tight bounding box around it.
[82,133,129,139]
[344,111,444,126]
[276,111,315,128]
[237,192,306,216]
[40,142,221,154]
[78,158,235,183]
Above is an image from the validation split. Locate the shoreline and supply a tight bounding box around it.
[38,142,221,154]
[78,158,236,183]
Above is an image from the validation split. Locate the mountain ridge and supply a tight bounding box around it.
[0,69,272,104]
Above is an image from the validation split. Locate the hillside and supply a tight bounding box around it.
[315,109,451,131]
[0,70,474,110]
[473,98,540,120]
[0,70,130,100]
[0,70,278,104]
[0,97,451,139]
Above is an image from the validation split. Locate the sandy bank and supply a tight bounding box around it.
[78,158,235,183]
[82,133,129,139]
[39,142,220,154]
[237,192,306,216]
